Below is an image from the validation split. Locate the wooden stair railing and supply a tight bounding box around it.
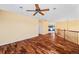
[56,29,79,45]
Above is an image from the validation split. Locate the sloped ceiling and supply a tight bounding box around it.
[0,4,79,22]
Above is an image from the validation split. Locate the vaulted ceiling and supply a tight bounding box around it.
[0,4,79,22]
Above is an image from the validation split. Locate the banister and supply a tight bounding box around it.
[56,29,79,44]
[57,29,79,33]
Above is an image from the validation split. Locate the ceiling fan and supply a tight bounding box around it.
[26,4,49,16]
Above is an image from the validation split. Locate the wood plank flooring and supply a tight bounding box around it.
[0,34,79,54]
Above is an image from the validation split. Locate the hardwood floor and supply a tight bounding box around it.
[0,34,79,54]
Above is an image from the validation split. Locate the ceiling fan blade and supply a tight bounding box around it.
[33,12,38,16]
[40,9,49,11]
[26,10,36,12]
[35,4,40,9]
[39,12,44,15]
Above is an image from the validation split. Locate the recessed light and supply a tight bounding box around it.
[53,8,56,10]
[19,6,23,8]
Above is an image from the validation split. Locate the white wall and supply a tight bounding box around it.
[0,10,39,46]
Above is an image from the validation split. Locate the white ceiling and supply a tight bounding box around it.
[0,4,79,22]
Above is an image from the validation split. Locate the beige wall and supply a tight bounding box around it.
[56,20,68,30]
[56,19,79,44]
[0,10,39,45]
[39,20,48,35]
[56,19,79,30]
